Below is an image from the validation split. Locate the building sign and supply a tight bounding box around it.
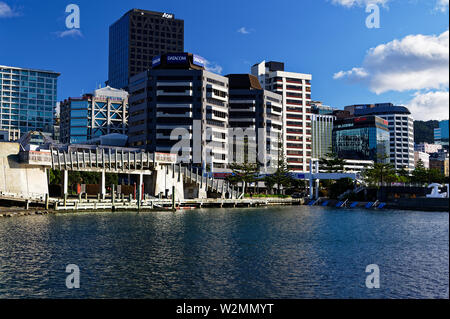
[152,56,161,67]
[193,55,206,68]
[155,152,177,164]
[166,54,188,64]
[162,13,174,19]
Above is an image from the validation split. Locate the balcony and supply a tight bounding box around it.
[157,111,193,118]
[157,89,193,96]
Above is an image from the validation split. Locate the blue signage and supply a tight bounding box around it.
[193,55,206,67]
[152,56,161,67]
[166,53,188,64]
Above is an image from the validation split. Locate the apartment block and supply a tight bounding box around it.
[226,74,283,172]
[252,61,312,172]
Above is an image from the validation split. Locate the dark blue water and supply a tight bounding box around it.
[0,206,448,299]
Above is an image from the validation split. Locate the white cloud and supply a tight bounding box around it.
[330,0,389,8]
[333,30,449,94]
[406,90,449,121]
[205,60,223,74]
[0,1,18,17]
[54,29,83,38]
[436,0,449,12]
[237,27,250,34]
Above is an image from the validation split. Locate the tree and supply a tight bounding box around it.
[264,133,295,195]
[319,152,346,173]
[226,161,259,195]
[363,156,397,185]
[411,159,428,184]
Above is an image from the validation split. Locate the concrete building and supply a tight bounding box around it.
[414,143,442,154]
[0,128,20,142]
[345,103,415,170]
[434,120,449,148]
[108,9,184,89]
[60,86,128,144]
[414,151,430,168]
[0,65,60,137]
[226,74,283,172]
[252,61,312,172]
[333,116,390,163]
[128,52,229,170]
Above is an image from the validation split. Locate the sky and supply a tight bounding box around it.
[0,0,448,121]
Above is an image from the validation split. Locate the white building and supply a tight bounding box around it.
[345,103,415,170]
[415,142,443,154]
[252,61,312,172]
[414,151,430,168]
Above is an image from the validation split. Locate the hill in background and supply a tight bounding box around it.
[414,120,439,144]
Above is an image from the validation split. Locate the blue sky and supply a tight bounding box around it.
[1,0,448,120]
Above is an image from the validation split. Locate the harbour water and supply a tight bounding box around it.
[0,206,448,299]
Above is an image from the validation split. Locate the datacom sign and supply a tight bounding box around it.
[152,56,161,67]
[166,53,188,64]
[193,55,206,68]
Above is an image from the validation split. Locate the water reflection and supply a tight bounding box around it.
[0,207,448,299]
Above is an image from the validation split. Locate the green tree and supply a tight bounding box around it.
[363,156,397,185]
[411,159,428,184]
[226,161,259,195]
[264,134,295,195]
[319,152,346,173]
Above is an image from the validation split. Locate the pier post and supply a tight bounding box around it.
[315,179,320,200]
[25,199,30,210]
[45,194,49,210]
[172,185,176,211]
[100,170,106,200]
[61,170,69,198]
[112,184,116,205]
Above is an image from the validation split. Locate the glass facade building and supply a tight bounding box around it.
[333,116,390,163]
[0,65,59,136]
[434,120,449,148]
[59,86,128,144]
[108,9,184,89]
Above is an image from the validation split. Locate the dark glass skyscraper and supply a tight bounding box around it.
[108,9,184,89]
[333,116,390,163]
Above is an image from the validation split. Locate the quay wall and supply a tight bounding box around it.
[0,142,49,198]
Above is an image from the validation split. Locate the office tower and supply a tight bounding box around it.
[345,103,415,170]
[0,65,60,137]
[226,74,283,172]
[252,61,312,172]
[434,120,449,148]
[127,52,228,170]
[332,116,390,163]
[108,9,184,89]
[59,86,128,144]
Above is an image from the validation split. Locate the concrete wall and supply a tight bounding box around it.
[146,165,185,200]
[0,142,49,198]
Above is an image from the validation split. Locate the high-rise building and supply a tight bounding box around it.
[434,120,449,148]
[60,86,128,144]
[0,65,60,137]
[108,9,184,89]
[252,61,312,172]
[345,103,415,170]
[226,74,283,171]
[127,53,229,170]
[311,114,334,160]
[332,116,390,163]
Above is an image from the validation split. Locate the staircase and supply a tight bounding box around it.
[172,164,241,199]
